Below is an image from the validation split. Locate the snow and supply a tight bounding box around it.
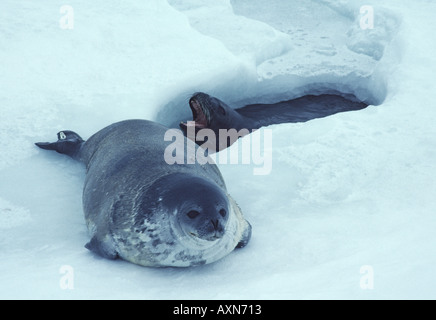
[1,0,436,299]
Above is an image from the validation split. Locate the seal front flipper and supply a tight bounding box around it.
[227,194,252,249]
[236,220,252,249]
[85,235,118,260]
[35,130,84,159]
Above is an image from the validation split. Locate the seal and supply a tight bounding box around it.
[35,119,251,267]
[180,92,368,152]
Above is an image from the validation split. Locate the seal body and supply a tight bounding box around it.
[180,92,368,152]
[36,120,251,267]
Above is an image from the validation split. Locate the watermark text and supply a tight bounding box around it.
[164,127,272,176]
[360,5,374,30]
[60,5,74,30]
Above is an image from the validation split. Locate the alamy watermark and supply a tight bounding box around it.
[164,125,273,176]
[360,5,374,30]
[59,265,74,290]
[59,5,74,30]
[360,265,374,290]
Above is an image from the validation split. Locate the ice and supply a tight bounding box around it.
[1,0,436,299]
[168,0,293,65]
[0,198,32,230]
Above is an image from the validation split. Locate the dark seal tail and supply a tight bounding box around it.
[35,130,84,159]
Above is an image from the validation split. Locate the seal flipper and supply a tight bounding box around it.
[85,236,118,260]
[35,130,84,159]
[236,220,252,249]
[227,193,252,249]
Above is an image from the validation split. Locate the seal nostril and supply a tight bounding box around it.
[211,219,219,230]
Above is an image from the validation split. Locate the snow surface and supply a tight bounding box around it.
[1,0,435,299]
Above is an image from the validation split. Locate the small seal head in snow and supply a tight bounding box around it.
[180,92,250,152]
[35,119,251,267]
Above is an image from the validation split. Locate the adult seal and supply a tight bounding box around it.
[35,120,251,267]
[180,92,368,152]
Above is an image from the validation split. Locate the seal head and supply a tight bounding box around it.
[180,92,248,133]
[142,173,229,243]
[180,92,251,152]
[111,172,244,267]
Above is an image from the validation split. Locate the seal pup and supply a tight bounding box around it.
[35,120,251,267]
[180,92,368,152]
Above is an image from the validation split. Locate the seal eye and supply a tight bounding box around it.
[187,210,200,219]
[218,106,226,116]
[219,209,227,217]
